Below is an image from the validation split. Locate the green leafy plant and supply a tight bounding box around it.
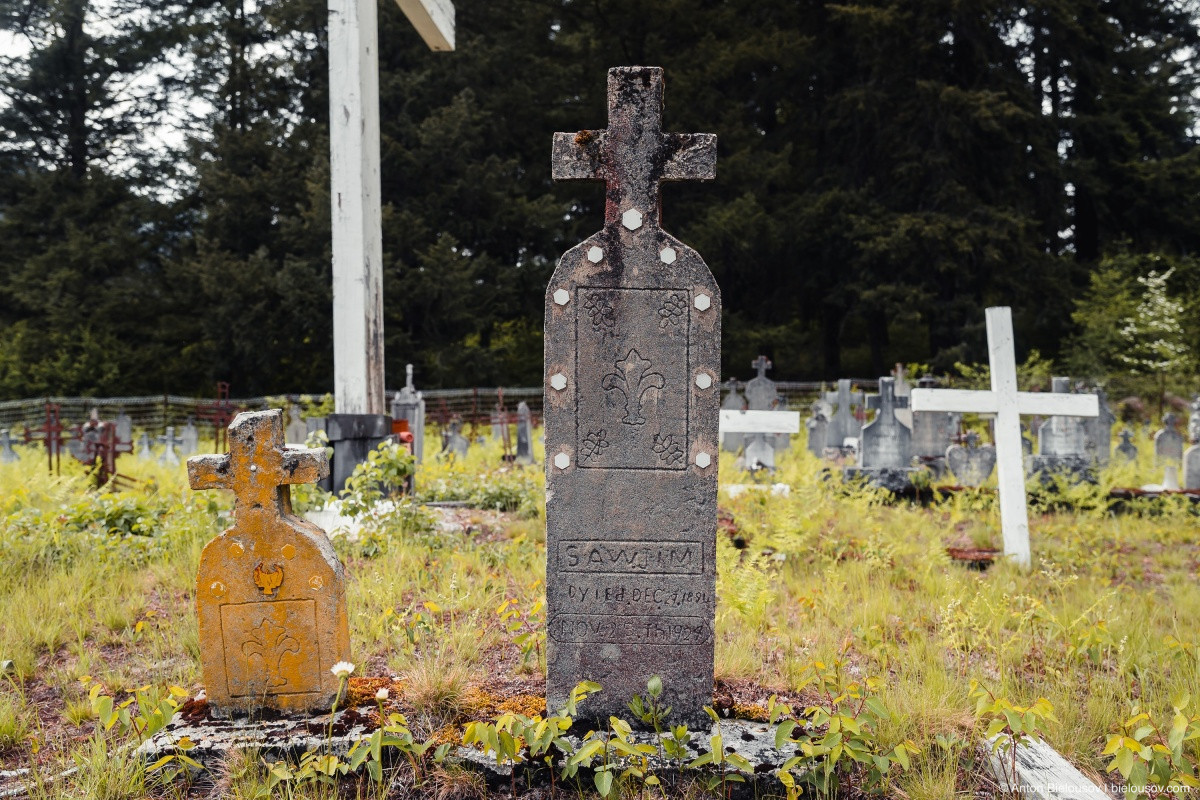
[969,681,1057,789]
[496,595,545,671]
[774,660,917,795]
[1102,696,1200,797]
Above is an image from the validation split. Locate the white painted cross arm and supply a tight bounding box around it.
[719,409,801,434]
[396,0,455,50]
[909,389,1098,418]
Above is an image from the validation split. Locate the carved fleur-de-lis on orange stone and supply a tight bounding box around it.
[242,617,300,689]
[602,349,665,425]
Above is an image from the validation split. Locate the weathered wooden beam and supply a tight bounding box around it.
[395,0,455,51]
[986,735,1113,800]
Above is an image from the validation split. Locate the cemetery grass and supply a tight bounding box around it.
[0,432,1198,797]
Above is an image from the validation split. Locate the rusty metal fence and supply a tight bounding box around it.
[0,379,882,435]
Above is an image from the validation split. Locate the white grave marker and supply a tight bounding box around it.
[909,307,1097,569]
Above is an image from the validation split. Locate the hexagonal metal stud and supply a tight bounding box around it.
[553,288,570,306]
[695,373,713,390]
[587,246,604,264]
[553,452,570,470]
[550,373,568,391]
[660,246,677,265]
[622,209,643,231]
[694,293,712,311]
[695,452,712,469]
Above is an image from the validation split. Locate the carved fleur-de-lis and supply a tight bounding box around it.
[242,618,300,689]
[601,350,665,425]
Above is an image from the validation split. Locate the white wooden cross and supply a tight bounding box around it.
[328,0,453,416]
[909,307,1097,569]
[719,410,801,436]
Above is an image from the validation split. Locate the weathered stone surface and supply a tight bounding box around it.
[515,401,534,464]
[1116,429,1138,462]
[1155,414,1184,465]
[546,66,718,726]
[946,432,996,487]
[823,379,863,449]
[326,413,391,492]
[188,409,350,716]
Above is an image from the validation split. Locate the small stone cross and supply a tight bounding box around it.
[552,66,716,231]
[158,427,185,466]
[186,408,348,714]
[752,355,772,380]
[189,411,327,530]
[867,378,909,418]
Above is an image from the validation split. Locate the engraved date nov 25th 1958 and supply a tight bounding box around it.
[558,540,703,574]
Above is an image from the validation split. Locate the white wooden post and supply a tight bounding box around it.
[329,0,385,415]
[909,307,1097,569]
[328,0,453,416]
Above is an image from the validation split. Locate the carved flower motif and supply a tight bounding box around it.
[658,293,687,330]
[652,433,685,466]
[580,430,610,463]
[584,292,617,340]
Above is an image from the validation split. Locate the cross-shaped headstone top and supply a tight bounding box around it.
[189,410,328,529]
[752,356,772,379]
[867,378,910,416]
[552,67,716,230]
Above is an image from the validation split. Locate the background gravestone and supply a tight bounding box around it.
[1081,387,1114,465]
[0,430,17,463]
[180,417,200,456]
[1155,414,1185,465]
[115,410,132,444]
[1116,430,1138,463]
[824,379,864,450]
[742,355,787,469]
[515,401,534,465]
[545,66,718,726]
[136,432,153,460]
[158,427,184,466]
[892,364,913,427]
[805,402,828,458]
[719,379,745,453]
[910,376,958,472]
[189,409,350,715]
[441,419,470,459]
[946,432,996,486]
[1184,444,1200,490]
[285,405,308,445]
[391,364,427,463]
[1032,377,1091,477]
[845,377,912,491]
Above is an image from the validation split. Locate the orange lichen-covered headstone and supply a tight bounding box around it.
[188,409,351,715]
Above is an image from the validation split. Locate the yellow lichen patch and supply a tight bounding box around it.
[458,686,546,721]
[731,703,771,722]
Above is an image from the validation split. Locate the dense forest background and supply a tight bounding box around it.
[0,0,1198,397]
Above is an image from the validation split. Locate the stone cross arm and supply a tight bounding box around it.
[552,67,716,221]
[910,389,1098,418]
[188,410,329,509]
